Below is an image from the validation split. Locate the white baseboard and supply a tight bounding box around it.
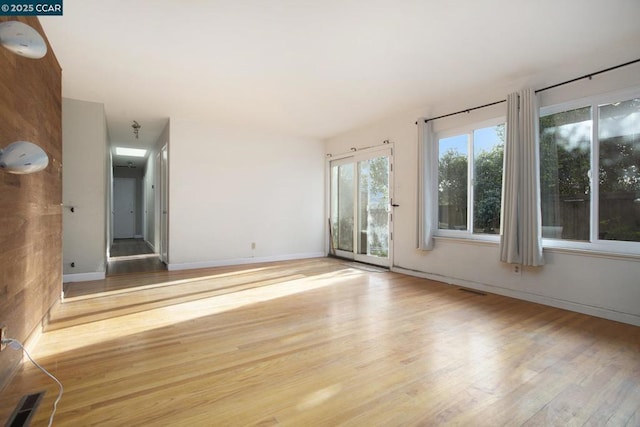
[63,271,106,283]
[167,252,325,272]
[134,234,143,239]
[391,266,640,327]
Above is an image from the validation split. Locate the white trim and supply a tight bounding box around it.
[543,245,640,262]
[391,266,640,327]
[539,98,591,117]
[432,236,640,260]
[326,145,394,268]
[134,234,143,239]
[167,252,326,271]
[434,119,506,240]
[326,143,392,161]
[542,237,640,257]
[540,85,640,116]
[63,271,106,283]
[435,229,501,242]
[434,235,498,247]
[436,117,506,139]
[591,103,600,244]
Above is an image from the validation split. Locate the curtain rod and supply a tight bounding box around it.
[421,57,640,124]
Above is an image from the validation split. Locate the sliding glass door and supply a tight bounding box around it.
[330,148,392,267]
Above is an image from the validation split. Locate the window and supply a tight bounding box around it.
[540,94,640,248]
[437,122,505,237]
[438,134,468,231]
[539,106,591,240]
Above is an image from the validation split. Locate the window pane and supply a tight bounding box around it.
[598,98,640,242]
[540,107,592,240]
[331,164,354,251]
[473,124,504,234]
[358,156,389,257]
[439,134,468,230]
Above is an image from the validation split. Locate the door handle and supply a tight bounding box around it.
[391,204,400,207]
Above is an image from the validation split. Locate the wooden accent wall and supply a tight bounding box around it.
[0,17,62,387]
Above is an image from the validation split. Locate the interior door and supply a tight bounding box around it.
[113,177,136,238]
[159,145,169,264]
[330,148,392,267]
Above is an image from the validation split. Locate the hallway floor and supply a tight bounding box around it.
[110,238,154,257]
[107,238,166,276]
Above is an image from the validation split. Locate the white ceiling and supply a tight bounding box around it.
[40,0,640,166]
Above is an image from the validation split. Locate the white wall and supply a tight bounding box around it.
[325,62,640,326]
[146,120,170,253]
[168,118,325,269]
[62,98,107,281]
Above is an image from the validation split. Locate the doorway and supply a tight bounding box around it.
[159,144,169,264]
[329,147,393,267]
[109,162,165,276]
[113,177,136,238]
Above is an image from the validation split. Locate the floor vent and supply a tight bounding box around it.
[6,391,45,427]
[458,288,487,296]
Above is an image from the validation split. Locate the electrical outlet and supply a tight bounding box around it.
[1,325,6,352]
[513,265,522,275]
[251,242,256,250]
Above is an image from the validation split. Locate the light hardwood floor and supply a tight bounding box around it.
[1,258,639,426]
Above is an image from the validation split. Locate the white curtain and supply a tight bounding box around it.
[417,119,435,250]
[500,88,544,266]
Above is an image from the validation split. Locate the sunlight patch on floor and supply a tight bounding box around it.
[36,269,364,359]
[297,384,343,411]
[64,265,285,301]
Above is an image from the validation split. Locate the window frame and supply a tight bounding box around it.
[539,86,640,256]
[434,117,506,242]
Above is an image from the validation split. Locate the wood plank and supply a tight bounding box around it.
[0,16,62,389]
[0,258,639,426]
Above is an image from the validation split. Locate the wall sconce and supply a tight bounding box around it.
[0,20,47,59]
[0,21,49,174]
[0,141,49,174]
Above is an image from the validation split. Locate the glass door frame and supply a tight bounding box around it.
[327,145,394,267]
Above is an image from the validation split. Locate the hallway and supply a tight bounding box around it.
[107,238,165,276]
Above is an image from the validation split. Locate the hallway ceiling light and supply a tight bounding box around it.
[115,147,146,157]
[0,20,48,59]
[0,141,49,174]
